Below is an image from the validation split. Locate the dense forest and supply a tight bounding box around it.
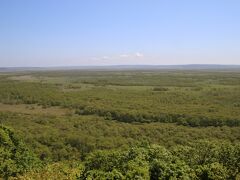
[0,70,240,179]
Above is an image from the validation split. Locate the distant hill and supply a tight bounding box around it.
[1,64,240,72]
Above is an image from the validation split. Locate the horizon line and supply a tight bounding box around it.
[1,64,240,68]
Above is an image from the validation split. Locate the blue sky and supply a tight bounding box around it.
[0,0,240,67]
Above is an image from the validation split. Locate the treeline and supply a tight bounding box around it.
[1,109,240,179]
[80,141,240,179]
[0,81,64,106]
[10,140,240,179]
[75,106,240,127]
[0,78,240,128]
[2,111,240,165]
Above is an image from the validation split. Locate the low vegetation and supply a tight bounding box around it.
[0,70,240,179]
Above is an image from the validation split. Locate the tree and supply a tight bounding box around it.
[0,125,41,178]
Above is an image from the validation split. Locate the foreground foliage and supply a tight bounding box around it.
[81,142,240,179]
[1,112,240,162]
[10,141,240,179]
[0,125,41,179]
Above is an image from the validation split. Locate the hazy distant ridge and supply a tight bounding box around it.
[1,64,240,72]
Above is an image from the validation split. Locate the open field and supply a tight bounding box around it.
[0,103,72,116]
[1,69,240,179]
[1,70,240,126]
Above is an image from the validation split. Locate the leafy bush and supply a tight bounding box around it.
[0,125,41,178]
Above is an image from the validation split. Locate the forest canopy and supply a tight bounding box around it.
[0,70,240,179]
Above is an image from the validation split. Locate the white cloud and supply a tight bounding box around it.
[102,56,110,60]
[91,57,100,60]
[91,52,144,62]
[120,54,130,58]
[135,52,144,57]
[120,52,144,58]
[90,56,110,61]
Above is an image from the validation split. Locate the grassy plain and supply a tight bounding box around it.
[0,69,240,179]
